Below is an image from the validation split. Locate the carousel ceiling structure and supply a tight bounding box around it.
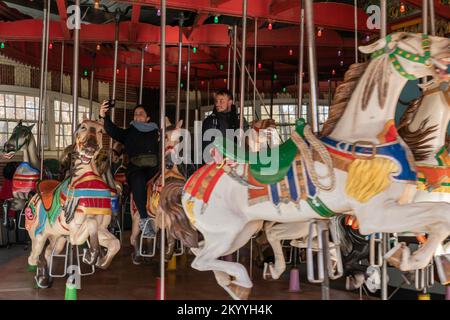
[0,0,448,92]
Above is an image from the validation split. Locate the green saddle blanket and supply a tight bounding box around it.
[212,119,307,184]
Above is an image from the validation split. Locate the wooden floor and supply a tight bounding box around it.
[0,235,369,300]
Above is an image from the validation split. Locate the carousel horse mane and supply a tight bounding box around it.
[398,95,438,162]
[321,62,369,136]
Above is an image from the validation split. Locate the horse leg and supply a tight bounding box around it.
[70,215,100,266]
[165,234,176,262]
[191,227,255,300]
[34,236,52,288]
[265,221,310,280]
[356,199,450,271]
[44,235,67,264]
[96,227,121,269]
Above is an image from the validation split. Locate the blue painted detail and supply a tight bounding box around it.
[269,183,280,206]
[17,162,40,173]
[35,203,46,236]
[305,168,317,198]
[320,136,417,182]
[73,189,112,198]
[286,165,299,201]
[111,196,119,213]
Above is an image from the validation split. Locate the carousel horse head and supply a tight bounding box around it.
[359,32,450,82]
[2,120,34,159]
[164,117,183,170]
[73,120,105,164]
[248,119,280,151]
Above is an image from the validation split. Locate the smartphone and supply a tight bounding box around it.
[107,99,116,109]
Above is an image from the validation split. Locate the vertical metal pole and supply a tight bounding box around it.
[297,3,305,119]
[239,0,247,135]
[176,21,183,123]
[381,233,388,300]
[124,66,128,128]
[270,62,274,118]
[72,0,80,130]
[159,0,167,301]
[428,0,435,36]
[232,25,237,103]
[380,0,387,38]
[422,0,428,34]
[139,48,144,104]
[253,18,257,119]
[57,41,65,160]
[380,0,388,301]
[322,226,330,300]
[354,0,358,63]
[37,0,48,161]
[39,0,51,178]
[227,40,231,90]
[304,0,319,133]
[112,13,120,121]
[89,58,95,119]
[207,80,210,107]
[185,44,191,130]
[195,69,199,121]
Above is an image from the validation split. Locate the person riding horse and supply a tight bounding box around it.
[99,102,159,237]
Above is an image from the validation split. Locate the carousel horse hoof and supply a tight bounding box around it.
[95,256,109,270]
[268,263,281,280]
[34,273,51,289]
[82,248,100,266]
[262,262,273,280]
[131,252,142,265]
[384,242,407,269]
[223,283,251,300]
[345,273,365,291]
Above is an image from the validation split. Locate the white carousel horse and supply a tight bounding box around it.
[395,78,450,284]
[25,120,120,288]
[174,33,450,300]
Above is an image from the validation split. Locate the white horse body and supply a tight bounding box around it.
[181,33,450,299]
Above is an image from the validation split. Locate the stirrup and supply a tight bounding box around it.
[139,218,157,258]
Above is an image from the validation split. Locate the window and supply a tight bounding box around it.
[0,94,47,147]
[54,101,90,149]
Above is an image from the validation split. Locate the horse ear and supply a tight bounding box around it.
[28,123,35,130]
[165,116,172,128]
[359,37,387,54]
[17,120,23,126]
[176,120,183,129]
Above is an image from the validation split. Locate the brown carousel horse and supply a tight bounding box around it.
[25,120,120,288]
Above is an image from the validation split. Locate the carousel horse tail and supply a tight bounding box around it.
[156,177,199,248]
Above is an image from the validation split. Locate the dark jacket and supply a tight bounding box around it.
[201,104,249,155]
[103,115,159,168]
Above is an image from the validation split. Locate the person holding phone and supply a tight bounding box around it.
[99,101,159,237]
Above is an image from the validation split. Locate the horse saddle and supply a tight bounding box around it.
[212,119,306,184]
[36,180,60,211]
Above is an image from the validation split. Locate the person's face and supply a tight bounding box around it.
[215,94,232,113]
[134,107,150,123]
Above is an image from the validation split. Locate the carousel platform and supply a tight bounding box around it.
[0,232,373,300]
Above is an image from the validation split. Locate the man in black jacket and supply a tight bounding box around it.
[202,89,248,162]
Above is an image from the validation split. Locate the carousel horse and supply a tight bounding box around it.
[0,121,62,211]
[129,118,189,264]
[338,77,450,290]
[394,78,450,285]
[167,33,449,300]
[25,120,120,288]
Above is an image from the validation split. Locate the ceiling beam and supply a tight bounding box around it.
[403,0,450,20]
[129,4,141,42]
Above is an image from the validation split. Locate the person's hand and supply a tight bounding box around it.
[99,100,109,118]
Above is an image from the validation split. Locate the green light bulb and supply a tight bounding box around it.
[0,42,4,49]
[193,47,197,54]
[214,16,219,24]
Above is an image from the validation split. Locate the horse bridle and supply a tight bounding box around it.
[371,33,434,81]
[12,125,32,152]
